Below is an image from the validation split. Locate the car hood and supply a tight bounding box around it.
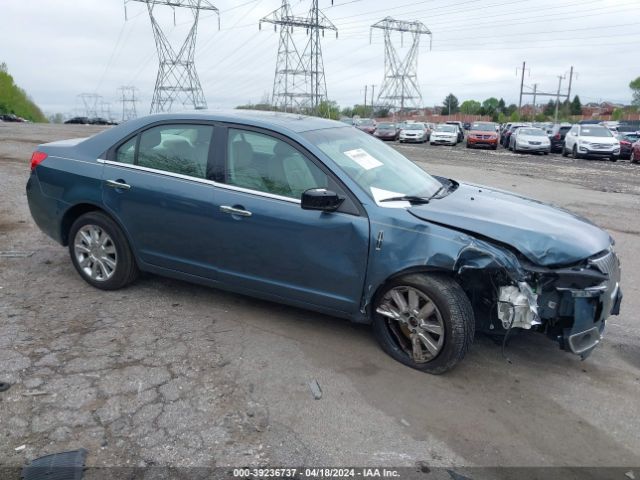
[581,136,618,144]
[469,130,497,135]
[408,182,611,266]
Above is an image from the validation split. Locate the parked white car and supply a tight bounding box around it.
[563,124,620,161]
[399,123,428,143]
[430,124,458,146]
[509,127,551,154]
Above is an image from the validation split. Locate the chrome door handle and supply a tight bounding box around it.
[220,205,252,217]
[105,179,131,190]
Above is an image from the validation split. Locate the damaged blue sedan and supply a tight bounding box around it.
[26,111,623,373]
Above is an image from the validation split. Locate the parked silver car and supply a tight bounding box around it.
[509,127,551,154]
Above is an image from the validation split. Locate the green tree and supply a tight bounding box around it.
[629,77,640,107]
[481,97,499,116]
[543,100,556,117]
[570,95,582,115]
[316,100,340,120]
[497,98,506,113]
[0,63,47,122]
[459,99,481,114]
[612,108,623,121]
[509,111,520,122]
[442,93,459,115]
[534,113,547,122]
[48,113,64,124]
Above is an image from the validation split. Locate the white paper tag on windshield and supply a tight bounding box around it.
[343,148,383,170]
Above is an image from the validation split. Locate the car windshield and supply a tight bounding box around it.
[435,125,456,132]
[519,128,546,136]
[302,127,442,201]
[581,127,612,137]
[471,123,495,131]
[405,124,424,130]
[358,119,374,126]
[378,123,394,129]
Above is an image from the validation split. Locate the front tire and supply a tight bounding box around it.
[372,274,474,374]
[69,211,138,290]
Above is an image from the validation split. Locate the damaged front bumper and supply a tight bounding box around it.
[499,247,622,358]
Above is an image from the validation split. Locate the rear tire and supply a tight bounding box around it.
[68,211,138,290]
[562,145,569,157]
[573,145,582,159]
[632,151,638,164]
[372,274,474,374]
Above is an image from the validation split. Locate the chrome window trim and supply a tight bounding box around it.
[97,158,300,204]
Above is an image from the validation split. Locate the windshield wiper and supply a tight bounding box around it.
[379,195,431,204]
[380,186,446,205]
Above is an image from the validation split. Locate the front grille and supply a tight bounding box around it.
[589,249,621,319]
[590,144,612,150]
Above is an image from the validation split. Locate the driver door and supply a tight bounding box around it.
[210,126,370,314]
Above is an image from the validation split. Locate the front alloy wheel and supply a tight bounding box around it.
[377,286,445,363]
[373,274,474,374]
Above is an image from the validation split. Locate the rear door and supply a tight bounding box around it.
[101,122,221,279]
[210,126,370,314]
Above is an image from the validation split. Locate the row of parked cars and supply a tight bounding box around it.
[345,118,471,145]
[499,121,639,162]
[64,116,119,125]
[0,113,30,123]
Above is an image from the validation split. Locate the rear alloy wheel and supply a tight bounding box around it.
[69,211,138,290]
[373,274,474,374]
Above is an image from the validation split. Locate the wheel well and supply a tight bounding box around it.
[60,203,101,246]
[368,267,455,316]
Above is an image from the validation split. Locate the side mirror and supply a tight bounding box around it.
[301,188,344,212]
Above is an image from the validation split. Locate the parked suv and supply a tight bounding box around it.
[563,124,620,161]
[547,124,572,153]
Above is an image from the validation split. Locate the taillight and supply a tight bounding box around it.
[554,133,561,140]
[621,140,630,146]
[30,151,48,171]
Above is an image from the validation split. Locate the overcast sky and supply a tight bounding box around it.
[2,0,639,118]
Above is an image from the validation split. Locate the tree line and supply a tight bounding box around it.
[0,62,47,122]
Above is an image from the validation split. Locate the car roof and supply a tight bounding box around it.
[120,109,346,134]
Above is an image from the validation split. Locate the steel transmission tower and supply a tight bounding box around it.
[124,0,219,113]
[78,93,102,118]
[260,0,337,114]
[118,86,139,121]
[370,17,432,112]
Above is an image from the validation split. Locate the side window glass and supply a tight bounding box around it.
[225,128,328,199]
[115,136,136,164]
[137,124,213,179]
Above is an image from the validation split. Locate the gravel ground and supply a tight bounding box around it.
[0,123,639,471]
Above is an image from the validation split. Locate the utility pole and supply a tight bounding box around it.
[517,61,528,115]
[532,83,538,114]
[566,66,576,101]
[554,75,565,123]
[124,0,220,113]
[370,84,375,117]
[364,84,368,110]
[371,17,432,113]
